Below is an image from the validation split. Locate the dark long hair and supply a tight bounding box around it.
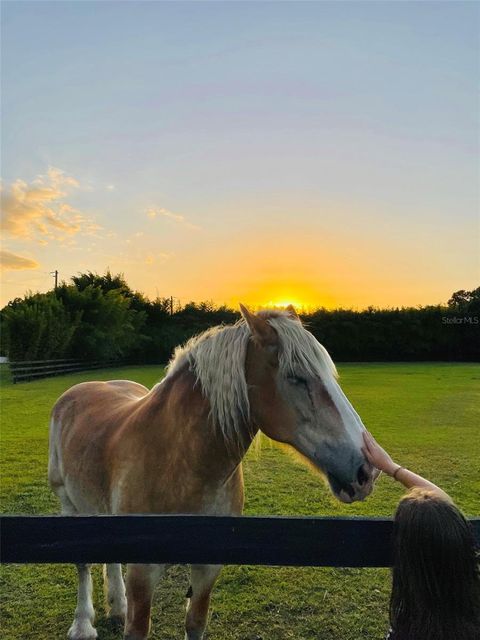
[390,488,480,640]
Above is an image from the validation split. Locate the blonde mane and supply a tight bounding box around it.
[165,311,338,447]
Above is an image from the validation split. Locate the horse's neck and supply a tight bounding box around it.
[148,366,257,493]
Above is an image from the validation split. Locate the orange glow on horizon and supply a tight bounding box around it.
[261,298,318,312]
[266,299,304,309]
[228,281,338,312]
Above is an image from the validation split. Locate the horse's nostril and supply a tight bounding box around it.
[357,465,368,486]
[345,483,356,498]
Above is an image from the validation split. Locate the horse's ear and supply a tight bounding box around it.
[239,303,277,346]
[286,304,300,320]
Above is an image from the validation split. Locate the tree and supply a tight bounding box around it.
[70,269,149,312]
[448,288,480,312]
[0,293,81,361]
[70,270,132,295]
[57,284,147,361]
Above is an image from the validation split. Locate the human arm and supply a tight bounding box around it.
[361,430,451,501]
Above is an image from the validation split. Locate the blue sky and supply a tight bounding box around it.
[1,1,478,308]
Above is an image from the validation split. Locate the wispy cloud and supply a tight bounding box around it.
[1,166,101,244]
[125,231,145,244]
[144,252,172,266]
[0,250,39,271]
[146,206,200,230]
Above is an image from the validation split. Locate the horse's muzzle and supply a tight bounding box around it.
[328,463,377,503]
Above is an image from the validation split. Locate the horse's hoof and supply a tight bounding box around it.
[67,619,98,640]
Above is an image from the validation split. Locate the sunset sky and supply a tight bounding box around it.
[1,1,479,310]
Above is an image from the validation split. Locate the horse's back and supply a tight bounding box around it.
[54,378,148,406]
[49,379,150,513]
[51,379,148,425]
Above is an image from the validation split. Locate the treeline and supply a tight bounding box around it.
[1,272,478,362]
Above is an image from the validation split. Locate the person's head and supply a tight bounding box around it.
[390,488,480,640]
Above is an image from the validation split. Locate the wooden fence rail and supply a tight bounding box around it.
[1,515,479,567]
[9,359,124,383]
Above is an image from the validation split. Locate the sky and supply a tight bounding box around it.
[1,0,479,310]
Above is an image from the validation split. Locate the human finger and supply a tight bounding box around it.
[361,434,371,454]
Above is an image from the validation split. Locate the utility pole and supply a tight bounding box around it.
[50,270,58,292]
[170,295,174,316]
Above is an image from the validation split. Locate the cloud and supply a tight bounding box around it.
[146,206,200,230]
[144,252,172,266]
[146,207,184,222]
[1,166,100,243]
[0,250,39,271]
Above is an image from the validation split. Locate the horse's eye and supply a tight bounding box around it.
[288,376,308,387]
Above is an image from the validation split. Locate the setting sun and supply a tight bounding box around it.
[265,299,304,310]
[269,299,301,307]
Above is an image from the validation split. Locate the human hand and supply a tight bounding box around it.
[361,431,398,476]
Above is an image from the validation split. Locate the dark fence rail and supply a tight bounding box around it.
[1,515,479,567]
[9,359,124,383]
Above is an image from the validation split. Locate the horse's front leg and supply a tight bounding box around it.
[67,564,97,640]
[104,563,127,624]
[185,564,222,640]
[124,563,165,640]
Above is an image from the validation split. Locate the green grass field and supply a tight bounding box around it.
[1,363,479,640]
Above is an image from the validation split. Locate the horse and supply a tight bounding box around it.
[48,304,378,640]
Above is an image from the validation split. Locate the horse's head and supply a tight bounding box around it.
[241,304,377,503]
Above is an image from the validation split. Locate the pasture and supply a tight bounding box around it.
[1,363,479,640]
